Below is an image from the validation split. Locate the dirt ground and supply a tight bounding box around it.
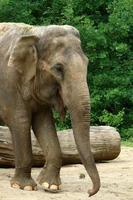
[0,146,133,200]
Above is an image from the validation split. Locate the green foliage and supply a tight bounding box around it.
[0,0,132,140]
[122,139,133,147]
[99,109,125,127]
[121,127,133,140]
[53,112,71,131]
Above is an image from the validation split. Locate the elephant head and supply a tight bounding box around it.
[8,25,100,196]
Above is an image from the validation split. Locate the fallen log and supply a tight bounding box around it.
[0,126,121,167]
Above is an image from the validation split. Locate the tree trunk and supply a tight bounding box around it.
[0,126,121,167]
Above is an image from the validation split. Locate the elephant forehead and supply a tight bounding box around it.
[46,25,80,38]
[0,23,79,38]
[63,47,88,65]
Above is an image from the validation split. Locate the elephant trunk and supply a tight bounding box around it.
[66,81,100,196]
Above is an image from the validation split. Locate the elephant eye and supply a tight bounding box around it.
[52,63,64,79]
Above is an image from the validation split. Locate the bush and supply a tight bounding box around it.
[0,0,132,140]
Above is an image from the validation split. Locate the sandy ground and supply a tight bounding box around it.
[0,146,133,200]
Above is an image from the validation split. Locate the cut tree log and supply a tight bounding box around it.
[0,126,121,167]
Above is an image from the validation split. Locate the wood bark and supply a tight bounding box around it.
[0,126,121,167]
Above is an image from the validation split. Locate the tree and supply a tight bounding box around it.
[0,0,132,140]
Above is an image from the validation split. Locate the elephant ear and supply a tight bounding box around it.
[8,35,39,83]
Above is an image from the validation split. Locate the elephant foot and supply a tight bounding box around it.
[10,176,37,191]
[37,166,61,193]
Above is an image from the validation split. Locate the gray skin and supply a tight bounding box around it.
[0,23,100,196]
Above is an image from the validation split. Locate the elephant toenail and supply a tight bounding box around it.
[34,186,38,191]
[24,186,33,191]
[58,185,62,190]
[12,183,20,189]
[42,182,49,188]
[50,185,58,190]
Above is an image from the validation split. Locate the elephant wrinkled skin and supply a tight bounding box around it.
[0,23,100,196]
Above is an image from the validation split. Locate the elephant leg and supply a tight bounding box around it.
[9,110,37,191]
[32,108,62,192]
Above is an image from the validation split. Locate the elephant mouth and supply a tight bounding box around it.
[33,84,67,121]
[32,92,47,105]
[51,90,67,121]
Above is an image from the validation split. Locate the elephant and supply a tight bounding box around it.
[0,23,100,196]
